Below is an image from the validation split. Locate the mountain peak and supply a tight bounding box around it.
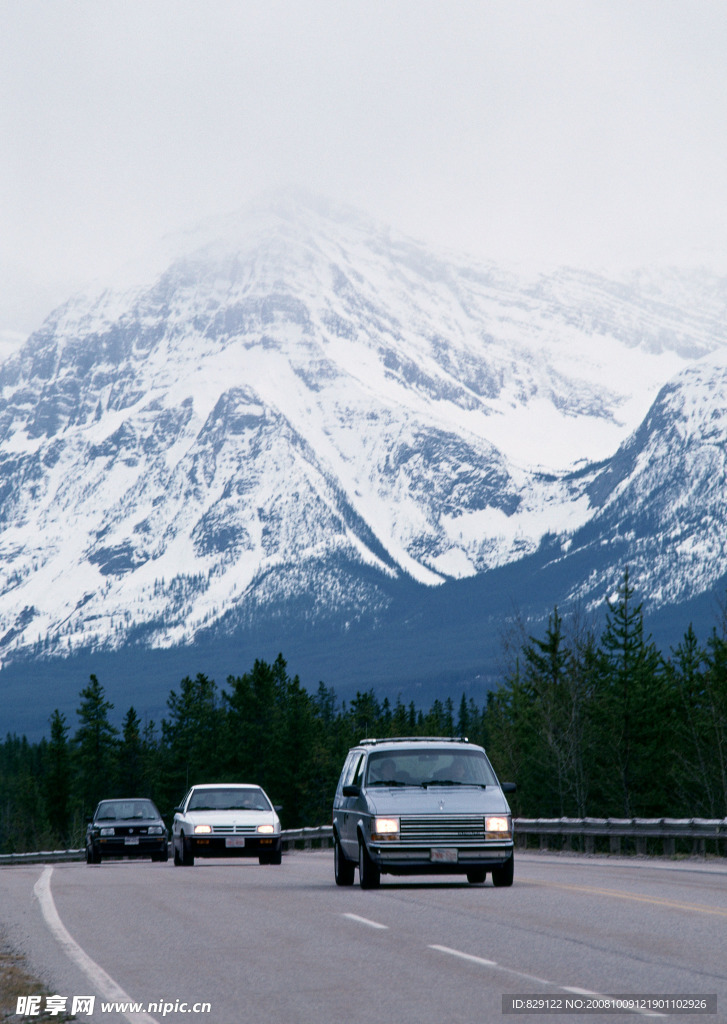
[1,197,726,671]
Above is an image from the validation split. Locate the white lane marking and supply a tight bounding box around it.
[429,945,666,1019]
[342,912,389,930]
[33,867,160,1024]
[429,944,497,967]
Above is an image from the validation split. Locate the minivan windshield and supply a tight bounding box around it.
[365,749,497,788]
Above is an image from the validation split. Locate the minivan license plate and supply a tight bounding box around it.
[225,837,245,848]
[431,848,457,863]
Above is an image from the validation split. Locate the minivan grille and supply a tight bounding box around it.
[399,815,484,845]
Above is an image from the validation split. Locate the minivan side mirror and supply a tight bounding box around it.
[501,782,517,794]
[342,784,361,798]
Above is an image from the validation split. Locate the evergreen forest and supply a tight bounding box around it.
[2,572,727,855]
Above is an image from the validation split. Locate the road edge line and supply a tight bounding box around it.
[33,866,160,1024]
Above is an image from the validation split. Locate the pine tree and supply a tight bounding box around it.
[161,673,221,805]
[593,570,668,816]
[73,675,119,815]
[521,606,595,817]
[118,706,144,795]
[223,658,286,791]
[702,630,727,816]
[456,694,470,738]
[45,710,70,843]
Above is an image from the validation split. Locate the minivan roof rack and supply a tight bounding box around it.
[359,736,469,746]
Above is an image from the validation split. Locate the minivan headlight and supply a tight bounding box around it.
[372,816,399,839]
[485,814,512,839]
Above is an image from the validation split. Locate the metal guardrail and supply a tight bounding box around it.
[0,826,335,865]
[2,819,726,864]
[280,825,333,850]
[0,848,86,865]
[514,817,727,856]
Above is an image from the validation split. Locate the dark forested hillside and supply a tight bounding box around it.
[2,573,726,854]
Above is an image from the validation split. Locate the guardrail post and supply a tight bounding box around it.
[663,836,675,856]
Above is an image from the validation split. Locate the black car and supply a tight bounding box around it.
[86,798,169,863]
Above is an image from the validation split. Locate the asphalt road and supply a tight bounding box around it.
[2,851,726,1024]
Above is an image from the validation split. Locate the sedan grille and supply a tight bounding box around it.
[211,824,257,835]
[399,815,485,845]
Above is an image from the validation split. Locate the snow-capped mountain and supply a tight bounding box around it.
[555,346,727,609]
[0,192,726,676]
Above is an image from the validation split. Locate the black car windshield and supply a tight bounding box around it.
[95,800,159,821]
[366,749,497,788]
[188,787,271,812]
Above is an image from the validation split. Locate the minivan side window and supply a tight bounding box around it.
[351,753,365,788]
[337,753,356,793]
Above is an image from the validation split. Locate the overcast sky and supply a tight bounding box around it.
[3,0,727,343]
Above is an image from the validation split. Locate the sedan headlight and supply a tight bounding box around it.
[485,814,512,839]
[372,816,400,840]
[257,823,275,834]
[194,824,212,834]
[99,827,115,837]
[147,825,164,835]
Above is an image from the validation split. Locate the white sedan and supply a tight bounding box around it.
[172,783,282,866]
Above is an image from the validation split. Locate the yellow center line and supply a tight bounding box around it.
[527,879,727,917]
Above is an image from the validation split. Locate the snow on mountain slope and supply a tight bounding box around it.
[0,193,724,665]
[553,347,727,609]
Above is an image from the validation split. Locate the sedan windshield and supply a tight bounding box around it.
[366,749,497,788]
[188,787,271,812]
[95,800,159,821]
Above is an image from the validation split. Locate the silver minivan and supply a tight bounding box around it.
[332,737,516,888]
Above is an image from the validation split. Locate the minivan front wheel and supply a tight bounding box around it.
[491,854,514,887]
[358,839,381,889]
[334,836,355,886]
